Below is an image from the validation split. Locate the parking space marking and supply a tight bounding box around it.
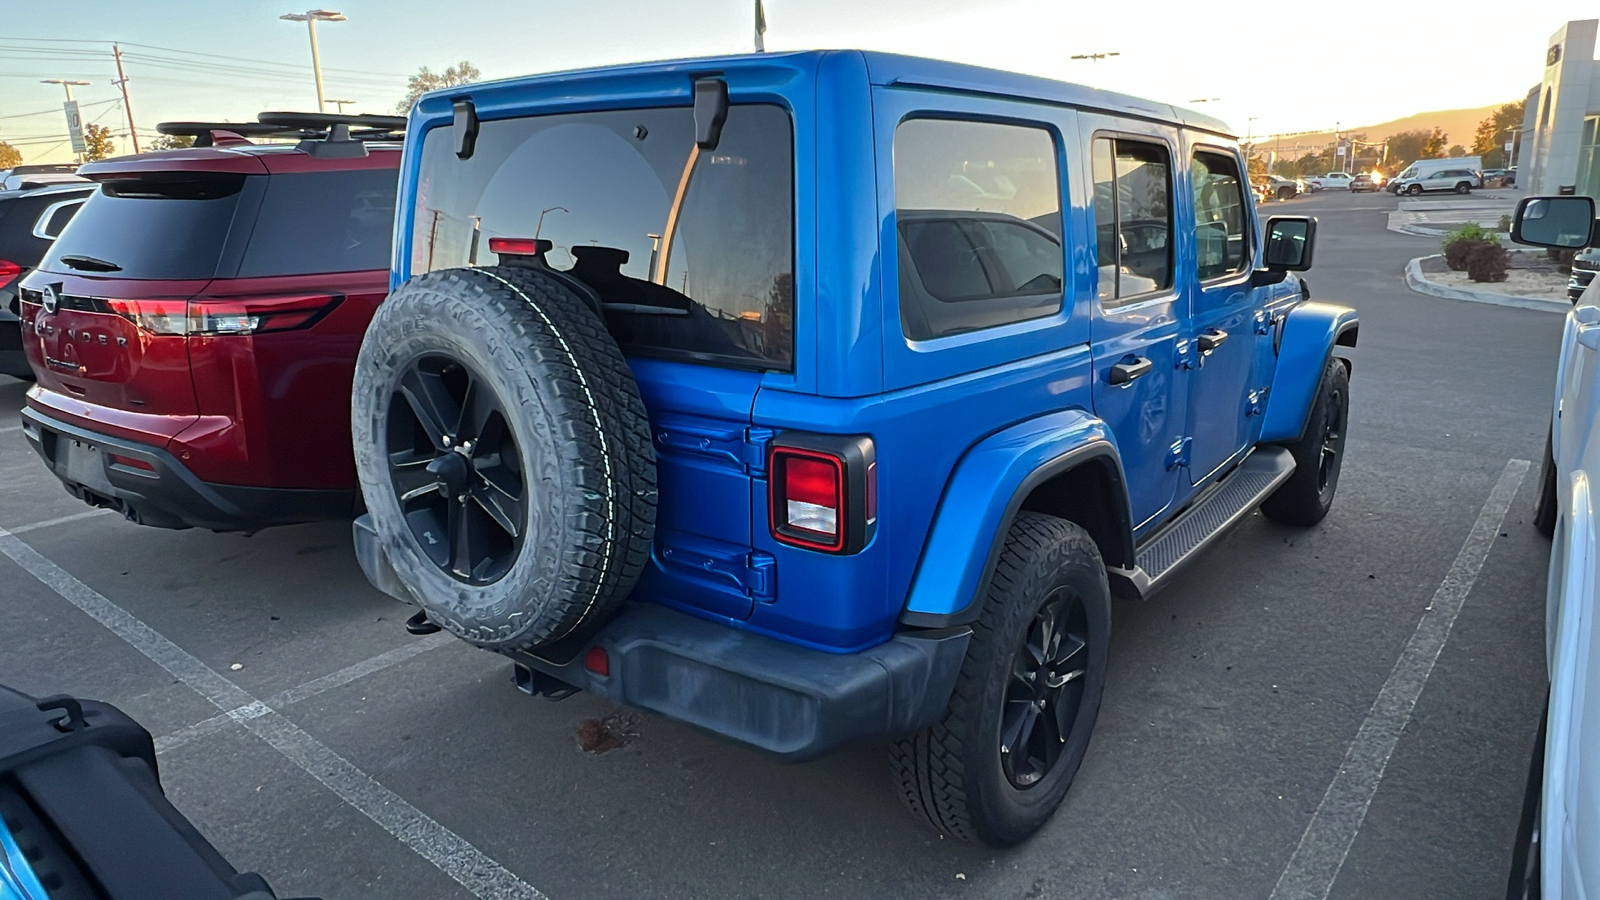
[0,425,21,434]
[6,509,113,535]
[0,527,547,900]
[1268,458,1531,900]
[154,631,457,754]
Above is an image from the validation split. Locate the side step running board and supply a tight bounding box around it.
[1109,446,1295,599]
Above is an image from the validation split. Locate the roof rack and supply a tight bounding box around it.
[155,121,315,147]
[154,112,406,156]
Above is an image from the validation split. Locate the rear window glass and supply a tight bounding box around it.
[238,169,396,277]
[411,104,795,370]
[40,175,244,280]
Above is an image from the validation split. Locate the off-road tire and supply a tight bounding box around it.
[352,266,656,651]
[890,512,1110,847]
[1263,358,1350,526]
[1534,426,1557,538]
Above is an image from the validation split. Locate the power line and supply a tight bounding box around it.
[0,98,120,120]
[0,37,407,77]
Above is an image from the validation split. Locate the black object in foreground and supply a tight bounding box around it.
[0,683,314,900]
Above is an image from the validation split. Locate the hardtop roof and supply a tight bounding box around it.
[415,49,1234,139]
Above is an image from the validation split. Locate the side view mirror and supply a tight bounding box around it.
[1264,216,1316,271]
[1512,195,1598,249]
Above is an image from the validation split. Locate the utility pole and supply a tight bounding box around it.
[112,44,139,153]
[280,9,346,112]
[1070,52,1120,62]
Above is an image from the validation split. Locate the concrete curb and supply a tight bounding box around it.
[1404,254,1569,314]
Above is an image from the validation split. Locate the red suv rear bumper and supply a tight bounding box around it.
[21,407,355,531]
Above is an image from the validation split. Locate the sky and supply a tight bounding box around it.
[2,0,1595,164]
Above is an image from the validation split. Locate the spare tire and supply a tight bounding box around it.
[351,265,656,651]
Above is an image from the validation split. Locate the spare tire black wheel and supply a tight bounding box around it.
[352,266,656,651]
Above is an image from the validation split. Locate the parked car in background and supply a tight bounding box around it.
[1304,171,1354,191]
[1509,194,1600,900]
[1393,167,1483,195]
[1349,173,1380,193]
[1570,247,1599,302]
[0,182,95,379]
[0,164,86,192]
[17,112,403,531]
[348,50,1356,849]
[1266,174,1303,200]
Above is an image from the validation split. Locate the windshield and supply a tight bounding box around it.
[411,104,795,370]
[40,175,245,280]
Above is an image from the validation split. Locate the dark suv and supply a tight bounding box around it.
[17,113,402,530]
[0,182,95,378]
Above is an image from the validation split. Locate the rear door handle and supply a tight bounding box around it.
[1198,329,1229,353]
[1108,357,1153,386]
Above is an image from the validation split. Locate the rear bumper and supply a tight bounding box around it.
[353,515,971,761]
[21,408,354,531]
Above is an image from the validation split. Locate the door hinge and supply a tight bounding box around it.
[1246,389,1267,417]
[1254,309,1271,335]
[746,551,776,602]
[744,426,776,474]
[1166,436,1192,470]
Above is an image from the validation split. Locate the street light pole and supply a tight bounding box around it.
[41,78,92,162]
[326,99,355,113]
[280,9,346,113]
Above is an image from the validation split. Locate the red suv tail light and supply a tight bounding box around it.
[105,294,343,336]
[0,260,20,291]
[768,434,876,554]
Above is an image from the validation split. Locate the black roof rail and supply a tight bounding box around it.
[255,111,407,133]
[256,111,405,159]
[156,121,314,147]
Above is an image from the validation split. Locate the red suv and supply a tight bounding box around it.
[17,113,402,530]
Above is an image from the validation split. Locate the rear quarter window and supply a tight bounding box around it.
[238,168,397,277]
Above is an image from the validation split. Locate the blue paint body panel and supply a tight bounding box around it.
[387,49,1357,658]
[902,409,1117,617]
[1259,302,1360,443]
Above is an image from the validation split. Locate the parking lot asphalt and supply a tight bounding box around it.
[0,186,1558,900]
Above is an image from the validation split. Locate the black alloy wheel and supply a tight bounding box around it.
[1317,381,1347,495]
[386,354,526,584]
[1000,589,1091,789]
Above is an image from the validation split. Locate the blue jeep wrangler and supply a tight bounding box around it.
[349,50,1358,847]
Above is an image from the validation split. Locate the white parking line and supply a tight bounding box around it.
[154,631,457,754]
[6,509,113,535]
[1268,458,1530,900]
[0,526,546,900]
[0,425,22,434]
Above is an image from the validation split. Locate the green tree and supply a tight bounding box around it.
[1421,127,1448,159]
[395,61,481,114]
[83,123,115,161]
[148,134,195,151]
[1448,144,1467,157]
[1386,129,1434,167]
[1471,99,1527,168]
[0,141,20,169]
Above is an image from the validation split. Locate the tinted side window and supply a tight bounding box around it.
[894,118,1063,341]
[38,197,87,239]
[1092,137,1174,304]
[238,168,396,277]
[1191,150,1249,281]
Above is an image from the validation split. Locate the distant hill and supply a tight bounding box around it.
[1257,103,1511,156]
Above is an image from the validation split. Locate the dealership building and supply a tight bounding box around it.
[1520,19,1600,199]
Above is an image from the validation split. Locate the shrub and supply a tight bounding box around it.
[1445,237,1493,271]
[1498,214,1513,233]
[1465,241,1509,282]
[1441,223,1500,271]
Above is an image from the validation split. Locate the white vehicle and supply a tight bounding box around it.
[1304,171,1354,191]
[1509,193,1600,900]
[1389,156,1482,191]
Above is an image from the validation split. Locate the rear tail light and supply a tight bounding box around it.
[104,294,343,336]
[768,434,877,554]
[0,260,20,291]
